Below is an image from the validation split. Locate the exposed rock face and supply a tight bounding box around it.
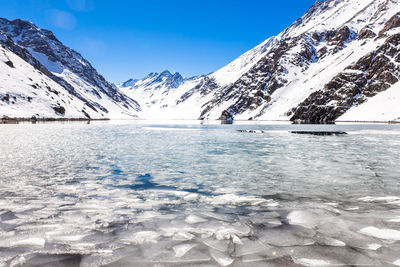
[325,26,356,46]
[198,25,359,120]
[290,31,400,123]
[0,18,140,119]
[358,27,377,40]
[177,76,217,105]
[379,12,400,36]
[191,0,400,122]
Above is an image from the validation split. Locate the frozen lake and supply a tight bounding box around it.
[1,121,400,266]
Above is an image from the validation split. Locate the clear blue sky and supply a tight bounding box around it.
[0,0,316,83]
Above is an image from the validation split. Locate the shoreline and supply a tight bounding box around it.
[1,117,400,125]
[0,117,110,124]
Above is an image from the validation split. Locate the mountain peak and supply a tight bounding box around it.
[159,70,172,77]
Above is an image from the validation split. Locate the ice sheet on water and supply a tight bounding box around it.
[367,243,382,250]
[258,227,316,247]
[209,248,234,266]
[294,258,331,266]
[359,226,400,240]
[2,123,400,265]
[173,243,197,257]
[201,193,275,207]
[387,216,400,222]
[185,214,208,224]
[358,196,400,205]
[122,231,160,245]
[287,210,320,229]
[315,236,346,247]
[183,193,200,202]
[233,238,270,257]
[203,238,232,253]
[12,237,45,247]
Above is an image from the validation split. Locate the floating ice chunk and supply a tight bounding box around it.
[202,194,269,206]
[172,231,195,241]
[367,243,382,250]
[71,242,96,251]
[184,193,199,202]
[268,220,283,226]
[317,236,346,247]
[185,215,208,224]
[0,230,15,238]
[287,210,319,229]
[173,243,197,257]
[124,231,160,244]
[10,255,26,267]
[259,228,315,247]
[393,259,400,266]
[203,239,230,252]
[232,235,242,245]
[50,234,87,242]
[387,216,400,222]
[343,206,359,211]
[358,196,400,204]
[214,188,240,194]
[324,202,339,207]
[295,258,331,266]
[234,239,268,257]
[161,227,195,240]
[359,227,400,240]
[209,249,234,266]
[13,237,45,247]
[359,196,400,202]
[202,212,234,222]
[215,224,251,241]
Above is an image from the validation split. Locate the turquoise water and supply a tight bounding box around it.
[1,121,400,266]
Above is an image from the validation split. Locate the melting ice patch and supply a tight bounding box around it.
[359,196,400,205]
[287,210,320,229]
[173,243,197,257]
[122,231,160,244]
[358,227,400,240]
[295,258,331,266]
[201,194,276,206]
[185,214,208,224]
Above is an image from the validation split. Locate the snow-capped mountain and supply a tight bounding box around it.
[119,70,184,111]
[119,0,400,122]
[118,71,206,119]
[3,0,400,122]
[0,18,140,120]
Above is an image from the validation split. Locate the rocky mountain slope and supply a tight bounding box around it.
[119,0,400,122]
[0,18,140,120]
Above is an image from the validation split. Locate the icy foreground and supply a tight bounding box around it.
[1,122,400,266]
[120,0,400,122]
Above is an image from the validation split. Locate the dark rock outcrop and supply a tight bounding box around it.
[290,33,400,123]
[379,12,400,36]
[358,27,377,40]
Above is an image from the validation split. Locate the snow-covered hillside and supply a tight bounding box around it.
[0,18,140,120]
[119,0,400,122]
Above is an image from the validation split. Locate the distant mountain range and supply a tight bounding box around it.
[2,0,400,122]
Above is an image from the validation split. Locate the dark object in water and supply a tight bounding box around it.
[237,130,266,133]
[290,131,347,136]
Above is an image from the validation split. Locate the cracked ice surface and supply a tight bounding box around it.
[1,122,400,266]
